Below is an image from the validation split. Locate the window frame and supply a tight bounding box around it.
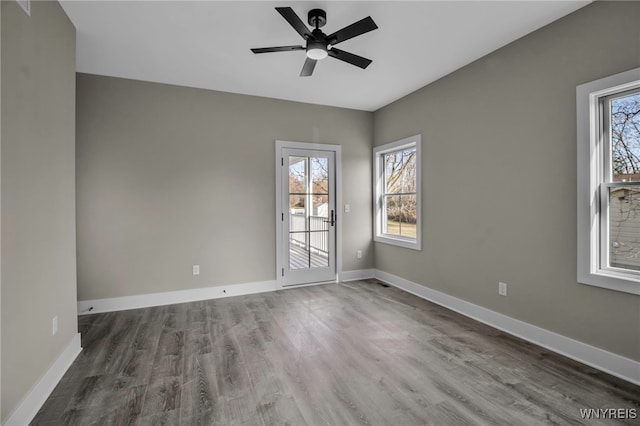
[373,135,422,250]
[577,67,640,295]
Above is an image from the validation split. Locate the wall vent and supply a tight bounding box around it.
[16,0,30,16]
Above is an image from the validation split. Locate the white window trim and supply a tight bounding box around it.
[373,135,422,250]
[577,67,640,295]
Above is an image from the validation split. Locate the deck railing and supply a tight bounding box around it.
[289,214,329,255]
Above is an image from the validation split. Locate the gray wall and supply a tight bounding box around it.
[76,74,373,300]
[374,1,640,361]
[1,1,77,422]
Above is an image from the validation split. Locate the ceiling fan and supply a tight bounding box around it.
[251,7,378,77]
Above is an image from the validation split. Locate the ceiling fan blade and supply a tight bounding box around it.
[328,48,372,69]
[251,45,305,54]
[276,7,312,40]
[327,16,378,45]
[300,57,317,77]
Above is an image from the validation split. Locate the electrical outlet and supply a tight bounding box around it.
[52,316,58,336]
[357,250,362,259]
[498,282,508,296]
[192,264,200,275]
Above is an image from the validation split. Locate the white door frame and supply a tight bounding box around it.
[275,140,342,289]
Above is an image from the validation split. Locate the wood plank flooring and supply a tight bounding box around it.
[33,280,640,425]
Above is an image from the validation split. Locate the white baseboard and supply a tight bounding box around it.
[374,269,640,387]
[341,269,375,282]
[4,333,82,426]
[78,280,277,315]
[79,272,378,315]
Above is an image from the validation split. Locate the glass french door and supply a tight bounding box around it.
[281,148,336,286]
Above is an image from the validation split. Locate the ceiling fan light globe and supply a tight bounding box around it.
[306,47,328,60]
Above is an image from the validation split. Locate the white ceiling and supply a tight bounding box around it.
[59,1,590,111]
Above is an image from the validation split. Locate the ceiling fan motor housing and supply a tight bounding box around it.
[308,9,327,29]
[306,39,328,60]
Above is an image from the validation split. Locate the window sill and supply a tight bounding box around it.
[374,234,421,251]
[578,270,640,295]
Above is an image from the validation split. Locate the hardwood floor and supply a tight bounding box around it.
[33,280,639,425]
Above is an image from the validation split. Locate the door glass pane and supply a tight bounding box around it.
[289,195,305,215]
[288,155,330,271]
[289,156,308,270]
[289,156,308,193]
[311,194,329,268]
[311,157,329,194]
[289,192,307,270]
[608,186,640,271]
[312,194,329,222]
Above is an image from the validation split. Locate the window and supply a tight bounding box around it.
[373,135,421,250]
[577,67,640,295]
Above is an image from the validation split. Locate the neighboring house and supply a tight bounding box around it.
[609,186,640,270]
